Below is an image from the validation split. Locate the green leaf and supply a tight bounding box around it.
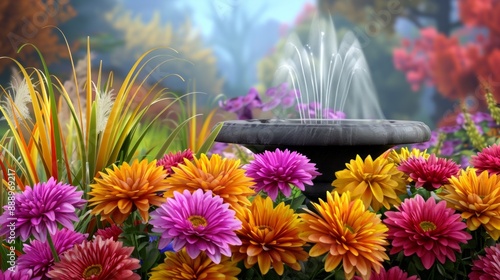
[288,194,306,210]
[196,122,222,155]
[154,116,198,159]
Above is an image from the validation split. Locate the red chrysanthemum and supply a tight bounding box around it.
[384,195,471,269]
[469,243,500,279]
[95,224,123,241]
[471,144,500,175]
[398,154,460,190]
[157,149,194,175]
[46,236,140,280]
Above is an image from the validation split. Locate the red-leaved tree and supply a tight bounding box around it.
[394,0,500,122]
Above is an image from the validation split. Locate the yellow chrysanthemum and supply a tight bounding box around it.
[232,195,308,275]
[149,249,240,280]
[299,191,389,280]
[386,147,430,165]
[332,154,407,212]
[165,153,255,210]
[88,159,168,224]
[440,168,500,240]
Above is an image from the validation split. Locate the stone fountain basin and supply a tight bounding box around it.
[214,119,431,201]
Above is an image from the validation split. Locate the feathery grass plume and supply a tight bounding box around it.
[462,105,487,151]
[0,72,32,125]
[94,86,114,134]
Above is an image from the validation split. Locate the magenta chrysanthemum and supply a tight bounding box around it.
[245,148,320,200]
[150,189,242,264]
[384,195,471,269]
[353,266,419,280]
[18,228,87,279]
[157,149,194,175]
[46,236,140,280]
[0,177,85,242]
[469,243,500,279]
[0,268,33,280]
[471,143,500,175]
[95,224,123,241]
[398,154,460,190]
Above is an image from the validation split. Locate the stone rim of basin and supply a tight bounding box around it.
[214,119,432,146]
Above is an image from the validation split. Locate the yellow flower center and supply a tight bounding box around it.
[83,264,102,278]
[419,221,436,232]
[362,173,373,181]
[189,215,207,227]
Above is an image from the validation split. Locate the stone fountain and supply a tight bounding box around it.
[214,16,431,202]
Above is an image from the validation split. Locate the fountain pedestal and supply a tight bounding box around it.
[214,119,431,202]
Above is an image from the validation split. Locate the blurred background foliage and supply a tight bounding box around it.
[0,0,494,130]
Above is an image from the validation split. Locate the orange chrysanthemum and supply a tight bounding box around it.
[332,154,407,212]
[88,159,169,224]
[440,168,500,240]
[149,249,240,280]
[164,153,255,210]
[232,195,308,275]
[299,191,389,280]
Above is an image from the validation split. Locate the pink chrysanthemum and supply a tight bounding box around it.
[469,243,500,279]
[46,236,140,280]
[95,224,123,241]
[471,144,500,175]
[150,189,242,264]
[245,148,320,200]
[157,149,194,175]
[0,268,33,280]
[0,177,85,242]
[398,154,460,190]
[384,195,471,269]
[18,228,87,279]
[354,266,419,280]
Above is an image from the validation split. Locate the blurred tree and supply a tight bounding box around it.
[206,2,271,97]
[393,0,500,125]
[318,0,458,35]
[58,0,121,54]
[0,0,75,76]
[105,6,223,98]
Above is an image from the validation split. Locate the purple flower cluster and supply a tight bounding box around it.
[261,83,298,112]
[412,110,499,167]
[296,102,346,119]
[219,87,262,120]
